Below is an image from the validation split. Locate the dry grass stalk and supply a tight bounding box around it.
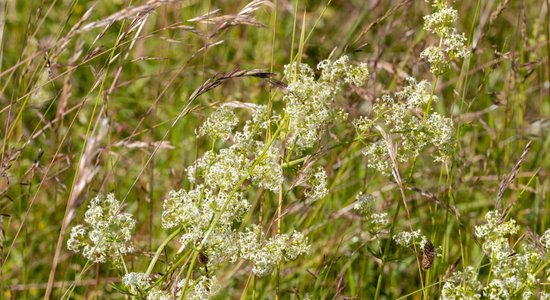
[45,117,109,299]
[78,0,186,34]
[499,140,533,214]
[52,5,96,59]
[114,140,175,150]
[188,0,272,37]
[498,141,532,201]
[188,68,286,102]
[490,0,510,25]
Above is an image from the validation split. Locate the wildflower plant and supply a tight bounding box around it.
[66,2,471,297]
[441,210,550,299]
[350,0,467,288]
[67,55,368,298]
[354,0,467,174]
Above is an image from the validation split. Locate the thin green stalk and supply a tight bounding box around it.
[146,227,184,276]
[422,36,444,123]
[374,199,403,300]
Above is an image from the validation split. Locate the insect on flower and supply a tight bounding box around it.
[422,240,436,270]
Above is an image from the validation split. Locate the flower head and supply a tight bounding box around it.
[238,225,309,277]
[198,106,239,140]
[421,1,469,75]
[284,56,368,153]
[304,167,329,203]
[67,194,135,264]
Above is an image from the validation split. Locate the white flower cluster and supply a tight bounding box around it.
[474,210,520,259]
[395,77,438,108]
[250,143,284,192]
[182,275,219,300]
[394,229,428,250]
[484,247,543,299]
[354,193,388,234]
[67,194,135,264]
[539,229,550,251]
[122,272,217,300]
[442,211,549,299]
[440,266,482,300]
[357,78,454,174]
[474,211,544,299]
[425,112,454,161]
[304,167,329,203]
[238,225,310,277]
[284,56,368,153]
[421,0,470,75]
[146,288,172,300]
[198,106,239,140]
[161,187,249,264]
[122,272,151,294]
[188,106,282,193]
[318,56,369,86]
[162,100,310,279]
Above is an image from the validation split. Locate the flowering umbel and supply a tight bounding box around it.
[67,55,368,299]
[356,78,454,174]
[441,211,549,299]
[283,56,369,154]
[67,194,135,264]
[421,0,470,75]
[354,1,464,174]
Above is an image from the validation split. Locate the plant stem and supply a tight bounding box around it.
[146,227,183,276]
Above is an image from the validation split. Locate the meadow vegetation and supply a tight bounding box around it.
[1,0,549,299]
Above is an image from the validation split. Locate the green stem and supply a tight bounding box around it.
[513,258,550,294]
[374,199,403,300]
[146,227,183,275]
[422,36,444,123]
